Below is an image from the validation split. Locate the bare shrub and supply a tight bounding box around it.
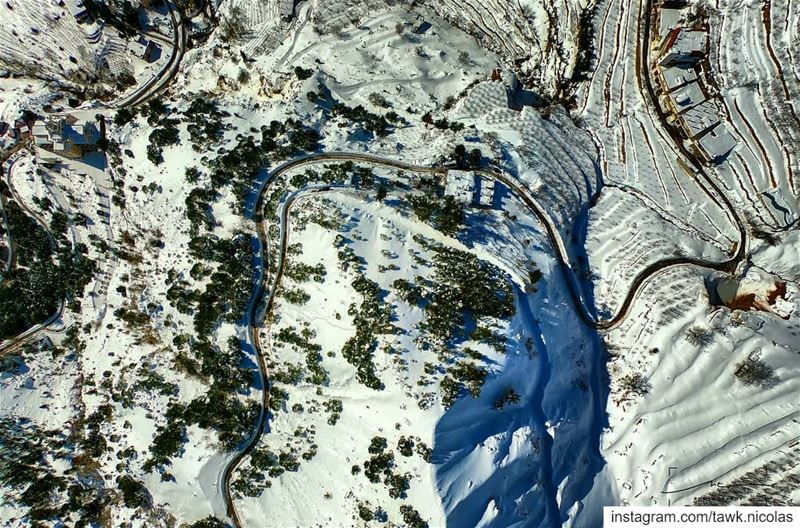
[619,373,651,398]
[735,355,778,388]
[685,326,714,349]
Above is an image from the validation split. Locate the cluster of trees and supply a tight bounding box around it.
[734,355,778,388]
[154,236,257,463]
[421,112,465,132]
[408,194,465,236]
[361,436,410,499]
[186,232,254,338]
[0,201,95,340]
[153,381,257,458]
[392,278,423,306]
[284,261,326,283]
[185,186,220,234]
[231,445,305,497]
[400,505,429,528]
[440,361,489,407]
[220,5,250,42]
[453,144,482,169]
[341,275,394,390]
[82,0,140,37]
[147,120,180,165]
[183,97,229,149]
[0,416,111,525]
[274,326,329,387]
[331,103,398,138]
[419,244,515,349]
[493,388,521,410]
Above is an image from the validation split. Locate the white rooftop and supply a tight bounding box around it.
[127,40,149,58]
[278,0,294,17]
[658,8,686,39]
[670,80,705,110]
[31,123,49,137]
[445,169,475,204]
[671,29,706,56]
[661,64,697,91]
[64,0,88,18]
[698,123,737,162]
[681,99,720,137]
[477,177,495,207]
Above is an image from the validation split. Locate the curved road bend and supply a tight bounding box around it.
[222,136,745,525]
[114,0,187,109]
[0,155,67,355]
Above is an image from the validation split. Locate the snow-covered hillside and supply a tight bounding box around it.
[1,0,799,526]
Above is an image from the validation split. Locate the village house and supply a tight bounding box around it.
[278,0,295,21]
[476,177,495,207]
[128,39,156,62]
[14,121,30,141]
[656,1,689,40]
[659,28,706,65]
[679,99,720,138]
[696,123,737,164]
[34,115,101,162]
[665,79,705,114]
[413,15,432,35]
[445,169,475,205]
[63,0,89,23]
[659,63,697,92]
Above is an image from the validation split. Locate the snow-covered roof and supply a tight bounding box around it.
[698,123,737,162]
[661,64,697,91]
[64,0,88,19]
[445,169,475,204]
[31,123,50,137]
[658,8,685,39]
[477,177,495,207]
[680,99,719,137]
[278,0,294,18]
[67,122,98,144]
[670,80,705,111]
[127,40,150,59]
[671,29,706,56]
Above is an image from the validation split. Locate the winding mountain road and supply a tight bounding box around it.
[222,127,746,524]
[0,154,67,355]
[219,7,751,516]
[113,0,187,108]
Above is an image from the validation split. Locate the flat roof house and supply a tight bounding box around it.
[697,123,737,164]
[63,0,89,22]
[476,177,495,207]
[660,28,707,65]
[128,39,155,61]
[679,99,720,138]
[667,79,705,114]
[657,6,686,40]
[445,169,475,205]
[278,0,295,21]
[660,64,697,91]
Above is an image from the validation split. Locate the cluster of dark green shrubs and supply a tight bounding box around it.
[361,436,411,500]
[0,416,113,525]
[408,194,465,236]
[341,275,394,390]
[183,97,229,149]
[0,200,95,339]
[274,326,330,387]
